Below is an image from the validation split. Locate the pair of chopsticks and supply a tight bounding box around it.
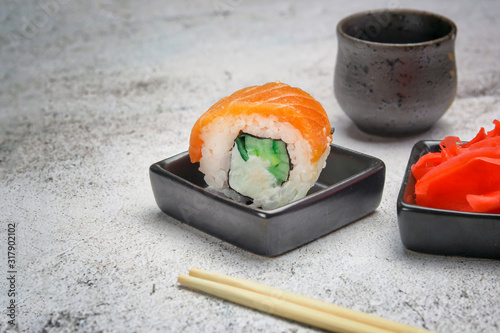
[178,268,434,333]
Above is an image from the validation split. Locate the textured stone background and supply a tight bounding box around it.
[1,0,500,332]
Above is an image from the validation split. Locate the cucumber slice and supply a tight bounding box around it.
[233,134,290,186]
[235,136,249,161]
[268,162,289,183]
[273,140,288,163]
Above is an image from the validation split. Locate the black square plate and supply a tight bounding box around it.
[397,140,500,259]
[150,144,385,256]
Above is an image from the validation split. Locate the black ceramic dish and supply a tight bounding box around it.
[397,140,500,260]
[150,144,385,256]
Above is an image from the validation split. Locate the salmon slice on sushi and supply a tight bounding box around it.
[189,81,333,209]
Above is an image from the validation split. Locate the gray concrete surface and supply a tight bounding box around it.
[1,0,500,332]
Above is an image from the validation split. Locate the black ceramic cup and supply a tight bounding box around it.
[334,9,457,136]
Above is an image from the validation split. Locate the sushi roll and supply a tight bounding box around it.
[189,81,333,209]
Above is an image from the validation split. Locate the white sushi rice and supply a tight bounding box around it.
[198,114,331,209]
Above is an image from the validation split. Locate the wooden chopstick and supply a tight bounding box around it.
[178,268,434,333]
[178,274,391,333]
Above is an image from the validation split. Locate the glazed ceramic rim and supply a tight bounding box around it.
[337,9,457,47]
